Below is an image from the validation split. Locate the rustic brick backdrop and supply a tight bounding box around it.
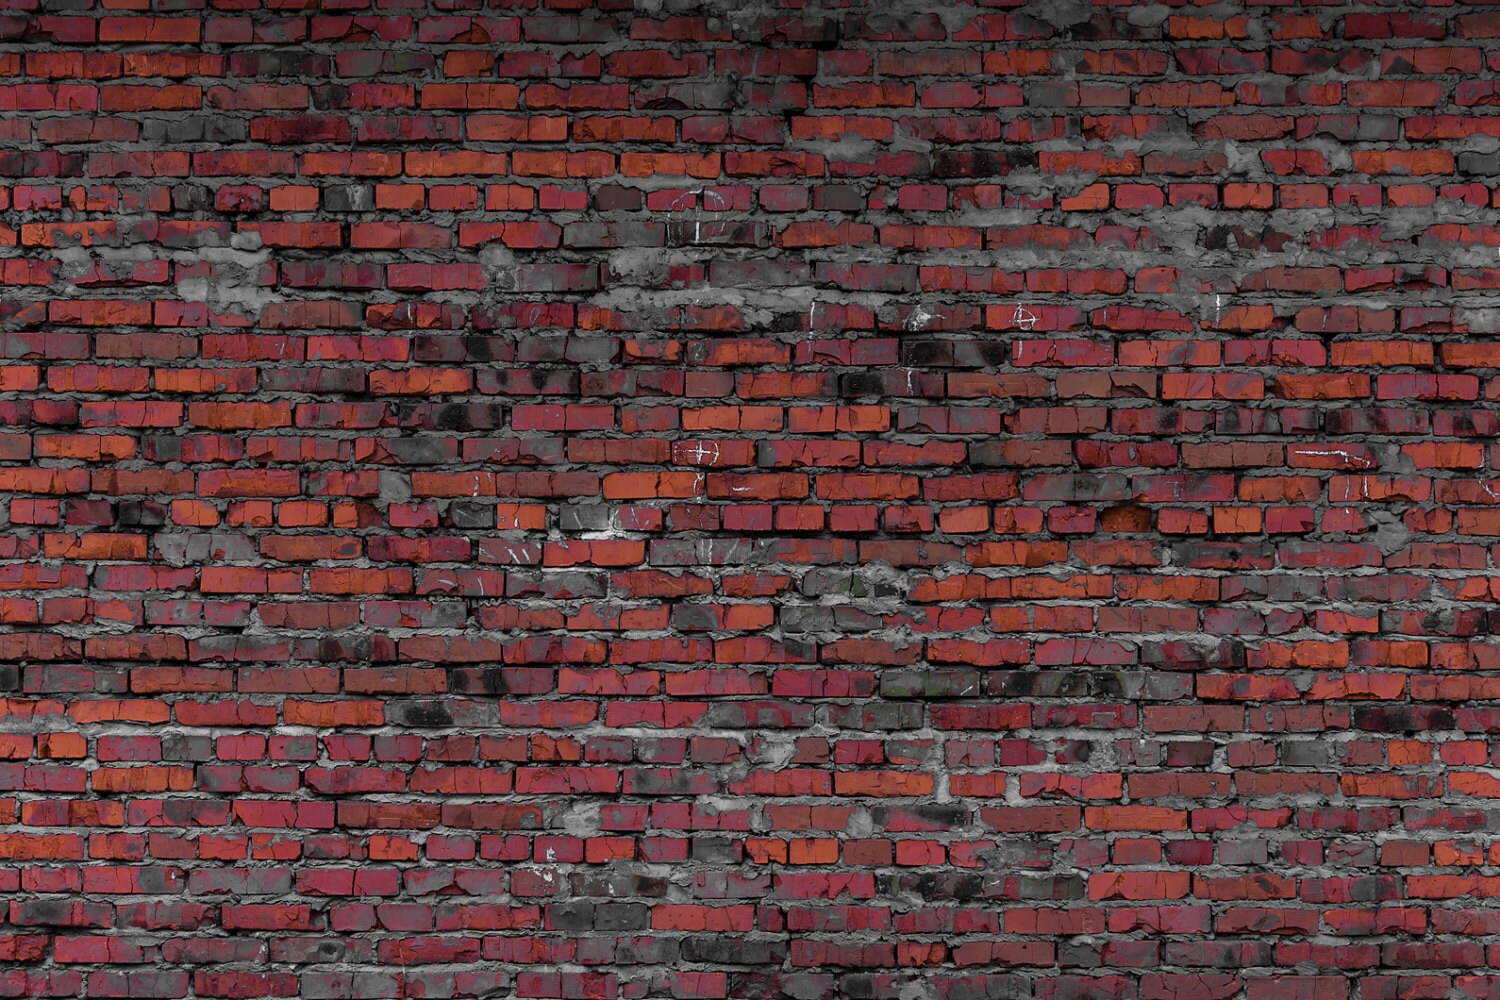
[1,0,1496,997]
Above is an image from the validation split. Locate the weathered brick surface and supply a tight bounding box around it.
[0,1,1496,996]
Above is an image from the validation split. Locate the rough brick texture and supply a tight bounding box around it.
[1,0,1498,997]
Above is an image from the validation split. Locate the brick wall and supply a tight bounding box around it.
[0,2,1495,998]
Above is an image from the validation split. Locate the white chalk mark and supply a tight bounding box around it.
[681,441,721,465]
[1012,305,1037,331]
[1302,448,1376,470]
